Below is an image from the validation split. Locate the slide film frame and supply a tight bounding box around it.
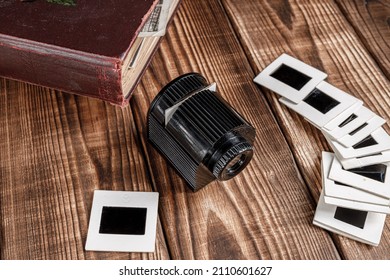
[314,188,386,246]
[328,156,390,199]
[322,152,390,214]
[279,81,361,129]
[322,105,376,140]
[85,190,159,253]
[325,127,390,159]
[253,53,327,104]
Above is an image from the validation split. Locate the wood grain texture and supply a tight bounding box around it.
[1,0,388,260]
[131,0,340,259]
[335,0,390,79]
[223,0,390,259]
[0,79,169,260]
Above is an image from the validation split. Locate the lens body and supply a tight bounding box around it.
[148,73,256,191]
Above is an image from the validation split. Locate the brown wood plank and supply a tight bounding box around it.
[131,0,340,259]
[222,0,390,259]
[335,0,390,79]
[0,79,170,260]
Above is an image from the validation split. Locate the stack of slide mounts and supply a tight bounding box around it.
[254,54,389,246]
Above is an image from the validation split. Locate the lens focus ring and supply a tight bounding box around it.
[212,142,253,181]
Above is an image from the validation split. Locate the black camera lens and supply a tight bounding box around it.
[147,73,256,191]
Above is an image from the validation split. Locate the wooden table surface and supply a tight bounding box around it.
[1,0,389,260]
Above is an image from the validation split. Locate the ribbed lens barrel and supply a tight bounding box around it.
[148,73,256,191]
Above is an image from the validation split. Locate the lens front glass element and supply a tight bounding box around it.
[226,153,247,176]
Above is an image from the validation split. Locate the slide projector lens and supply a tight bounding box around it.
[147,73,256,191]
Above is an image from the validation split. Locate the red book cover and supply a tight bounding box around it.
[0,0,176,106]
